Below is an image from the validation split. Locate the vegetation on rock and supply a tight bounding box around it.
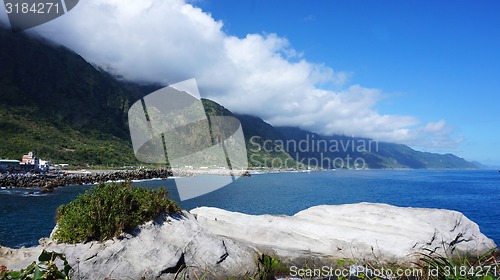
[0,250,72,280]
[53,181,180,243]
[416,248,499,280]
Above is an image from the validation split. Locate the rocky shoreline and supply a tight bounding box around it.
[0,168,251,193]
[0,169,174,193]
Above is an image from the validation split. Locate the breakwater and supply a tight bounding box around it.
[0,168,250,193]
[0,169,176,193]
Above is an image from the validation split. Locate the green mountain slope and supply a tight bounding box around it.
[0,27,287,167]
[235,114,303,168]
[0,27,156,165]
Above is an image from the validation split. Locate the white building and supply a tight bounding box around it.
[20,151,50,172]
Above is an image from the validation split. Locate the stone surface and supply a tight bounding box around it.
[1,212,259,280]
[0,203,497,279]
[191,203,497,265]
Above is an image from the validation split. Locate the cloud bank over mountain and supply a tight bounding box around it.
[0,0,460,148]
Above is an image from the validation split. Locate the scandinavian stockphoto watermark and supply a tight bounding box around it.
[249,134,379,169]
[3,0,79,32]
[128,79,248,201]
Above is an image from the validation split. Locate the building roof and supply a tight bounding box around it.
[0,159,21,163]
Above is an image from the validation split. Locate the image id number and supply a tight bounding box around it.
[5,2,60,14]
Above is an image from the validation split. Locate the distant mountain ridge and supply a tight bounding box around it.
[235,115,476,169]
[276,126,476,169]
[0,26,477,169]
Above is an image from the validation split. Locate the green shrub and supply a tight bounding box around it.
[416,248,500,280]
[0,250,72,280]
[53,181,180,243]
[253,255,287,280]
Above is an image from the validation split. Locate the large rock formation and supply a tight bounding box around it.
[192,203,496,265]
[0,203,496,279]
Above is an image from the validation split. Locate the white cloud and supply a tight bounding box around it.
[9,0,460,148]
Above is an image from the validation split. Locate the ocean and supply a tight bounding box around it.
[0,169,498,248]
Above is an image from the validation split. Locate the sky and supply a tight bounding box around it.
[1,0,499,165]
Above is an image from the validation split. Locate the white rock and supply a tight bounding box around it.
[191,203,496,265]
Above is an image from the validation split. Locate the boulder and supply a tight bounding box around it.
[191,203,496,265]
[0,203,496,279]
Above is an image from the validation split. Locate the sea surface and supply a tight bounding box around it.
[0,170,499,248]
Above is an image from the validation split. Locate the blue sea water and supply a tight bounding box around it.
[0,170,499,248]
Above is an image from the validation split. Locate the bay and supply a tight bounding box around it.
[0,170,498,248]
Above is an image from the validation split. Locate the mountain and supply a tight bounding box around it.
[278,126,477,169]
[274,126,476,169]
[0,27,287,167]
[0,26,477,169]
[0,26,157,165]
[235,114,303,168]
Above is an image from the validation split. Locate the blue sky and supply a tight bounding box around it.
[1,0,498,165]
[197,0,500,165]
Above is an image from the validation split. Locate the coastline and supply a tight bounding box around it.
[0,169,173,192]
[0,168,252,192]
